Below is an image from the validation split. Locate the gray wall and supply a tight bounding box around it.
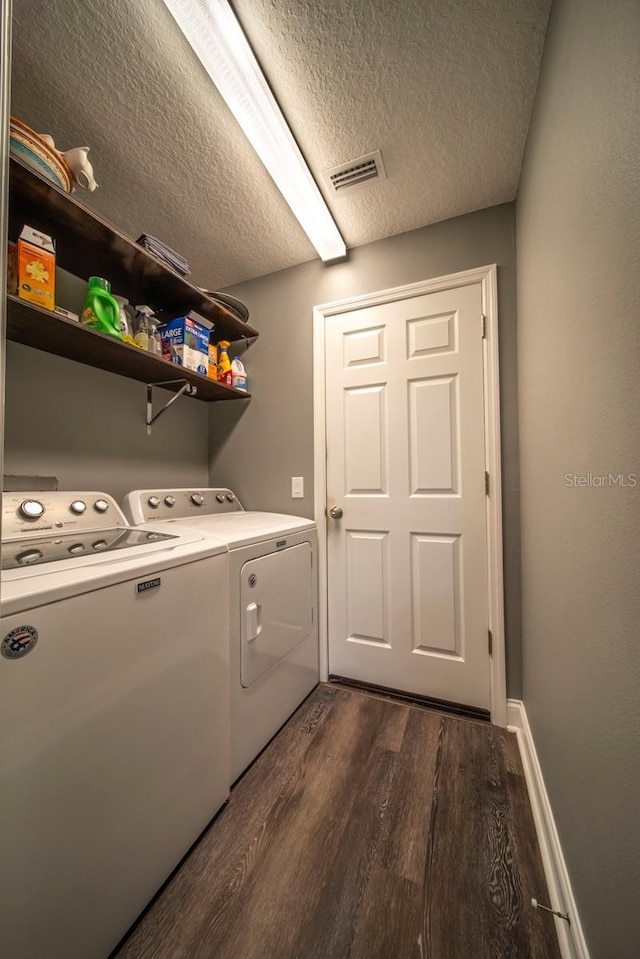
[4,343,209,501]
[516,0,640,955]
[211,203,523,696]
[4,273,209,501]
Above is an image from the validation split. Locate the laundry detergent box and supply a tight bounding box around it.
[17,225,56,310]
[158,311,211,375]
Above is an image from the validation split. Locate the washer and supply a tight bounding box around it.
[123,488,319,781]
[0,491,230,959]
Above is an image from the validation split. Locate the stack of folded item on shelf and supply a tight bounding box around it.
[136,234,190,277]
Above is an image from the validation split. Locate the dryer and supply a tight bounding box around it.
[0,491,230,959]
[123,488,319,781]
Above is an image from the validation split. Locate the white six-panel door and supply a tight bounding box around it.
[325,282,490,710]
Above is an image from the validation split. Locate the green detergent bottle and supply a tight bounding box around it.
[81,276,122,339]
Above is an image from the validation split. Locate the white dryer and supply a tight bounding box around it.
[0,491,230,959]
[123,488,319,781]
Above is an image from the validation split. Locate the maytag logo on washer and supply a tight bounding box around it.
[2,625,38,660]
[136,577,162,594]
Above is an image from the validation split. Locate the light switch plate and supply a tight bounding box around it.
[291,476,304,498]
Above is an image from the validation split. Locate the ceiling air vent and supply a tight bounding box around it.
[322,150,386,194]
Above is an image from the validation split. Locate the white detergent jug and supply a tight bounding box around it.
[231,356,248,392]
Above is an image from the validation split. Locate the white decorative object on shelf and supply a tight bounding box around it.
[10,116,98,193]
[59,146,98,192]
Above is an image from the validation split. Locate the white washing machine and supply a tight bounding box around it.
[0,491,230,959]
[123,488,319,781]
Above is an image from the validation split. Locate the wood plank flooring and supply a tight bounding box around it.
[114,684,561,959]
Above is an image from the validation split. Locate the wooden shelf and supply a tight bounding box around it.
[6,295,251,402]
[8,157,259,342]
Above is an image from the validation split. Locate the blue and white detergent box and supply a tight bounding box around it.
[158,312,211,376]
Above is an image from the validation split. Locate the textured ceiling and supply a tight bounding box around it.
[10,0,551,289]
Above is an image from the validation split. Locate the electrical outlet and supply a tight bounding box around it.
[291,476,304,498]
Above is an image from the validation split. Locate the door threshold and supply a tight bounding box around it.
[328,675,490,722]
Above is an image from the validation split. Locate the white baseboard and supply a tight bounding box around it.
[507,699,590,959]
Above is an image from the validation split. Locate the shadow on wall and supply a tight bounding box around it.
[209,399,252,472]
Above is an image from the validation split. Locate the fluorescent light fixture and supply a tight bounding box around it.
[162,0,347,263]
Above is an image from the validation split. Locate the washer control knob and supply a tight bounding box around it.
[94,499,109,513]
[148,496,160,509]
[68,543,85,555]
[17,548,43,565]
[164,495,176,507]
[20,499,45,519]
[226,493,235,502]
[92,540,108,551]
[191,493,204,506]
[216,493,225,503]
[70,500,87,515]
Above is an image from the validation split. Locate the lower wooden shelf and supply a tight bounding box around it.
[5,294,251,401]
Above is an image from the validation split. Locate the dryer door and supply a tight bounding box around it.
[240,542,313,688]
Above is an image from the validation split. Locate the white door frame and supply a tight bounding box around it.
[313,264,507,726]
[0,0,13,556]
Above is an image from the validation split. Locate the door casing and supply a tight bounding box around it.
[313,265,506,726]
[0,0,13,558]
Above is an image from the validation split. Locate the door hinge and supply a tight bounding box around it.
[488,629,493,656]
[485,471,490,495]
[481,314,487,339]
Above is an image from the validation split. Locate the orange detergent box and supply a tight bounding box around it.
[17,225,56,310]
[208,340,218,379]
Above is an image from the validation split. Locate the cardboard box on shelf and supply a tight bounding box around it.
[17,225,55,310]
[159,312,210,376]
[208,340,218,380]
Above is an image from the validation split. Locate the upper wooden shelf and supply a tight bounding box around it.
[8,157,259,342]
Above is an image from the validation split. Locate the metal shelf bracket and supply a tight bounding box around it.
[146,379,197,435]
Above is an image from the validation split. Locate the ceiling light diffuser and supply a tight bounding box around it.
[162,0,347,263]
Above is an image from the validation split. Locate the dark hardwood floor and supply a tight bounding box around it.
[115,684,561,959]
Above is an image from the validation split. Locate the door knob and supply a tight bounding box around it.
[328,506,343,519]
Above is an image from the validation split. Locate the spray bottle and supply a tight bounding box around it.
[217,340,233,385]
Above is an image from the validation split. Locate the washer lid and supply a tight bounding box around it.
[1,524,228,616]
[2,527,179,570]
[151,512,316,548]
